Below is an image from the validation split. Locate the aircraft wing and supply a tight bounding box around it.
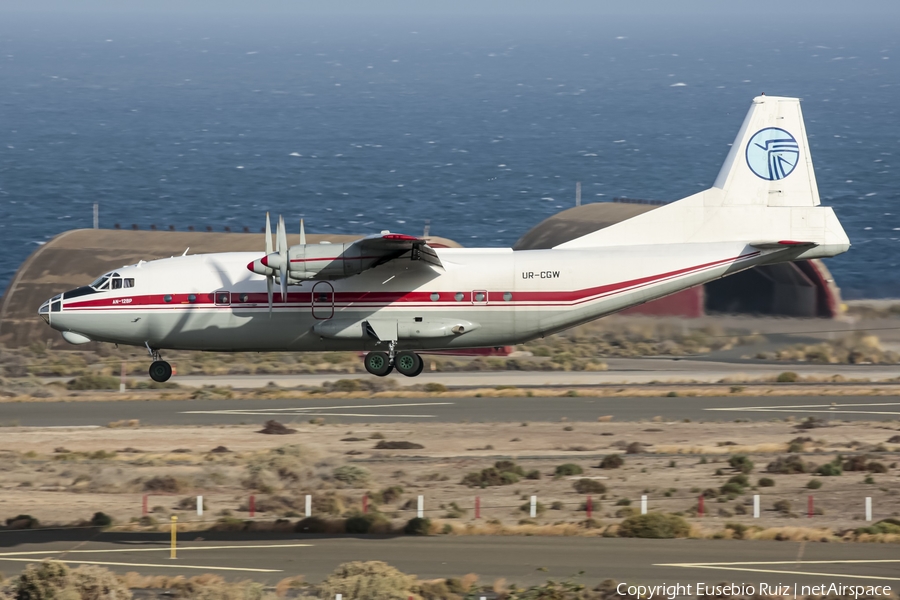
[355,233,444,268]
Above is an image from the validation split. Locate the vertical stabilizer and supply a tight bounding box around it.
[712,95,819,207]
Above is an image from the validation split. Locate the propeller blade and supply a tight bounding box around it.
[299,218,306,245]
[265,212,273,255]
[267,275,273,317]
[280,269,288,304]
[277,215,289,301]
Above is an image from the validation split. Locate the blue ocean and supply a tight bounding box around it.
[0,9,897,298]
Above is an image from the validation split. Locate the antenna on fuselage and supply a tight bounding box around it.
[182,247,190,256]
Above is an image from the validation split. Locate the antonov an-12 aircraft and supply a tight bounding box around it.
[39,96,849,382]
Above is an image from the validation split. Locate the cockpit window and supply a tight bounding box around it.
[111,278,122,289]
[123,278,134,288]
[91,276,110,290]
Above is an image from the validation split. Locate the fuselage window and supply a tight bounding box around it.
[503,292,513,301]
[474,292,486,302]
[188,294,197,303]
[315,293,329,302]
[216,292,230,304]
[123,278,134,288]
[430,293,440,301]
[111,278,123,289]
[164,295,172,303]
[239,294,249,303]
[454,292,464,302]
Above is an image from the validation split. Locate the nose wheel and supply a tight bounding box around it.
[149,360,173,383]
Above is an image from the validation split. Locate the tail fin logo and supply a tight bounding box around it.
[745,127,799,180]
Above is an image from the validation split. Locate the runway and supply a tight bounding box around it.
[146,358,900,388]
[0,531,897,585]
[2,395,899,427]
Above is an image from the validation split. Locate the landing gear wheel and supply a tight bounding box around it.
[149,360,173,383]
[364,352,393,377]
[395,351,424,377]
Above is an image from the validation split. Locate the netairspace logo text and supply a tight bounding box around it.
[616,582,893,599]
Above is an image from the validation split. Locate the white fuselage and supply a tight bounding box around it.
[44,242,775,353]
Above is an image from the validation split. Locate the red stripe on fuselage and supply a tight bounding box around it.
[63,252,757,311]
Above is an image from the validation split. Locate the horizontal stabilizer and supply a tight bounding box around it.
[750,240,818,250]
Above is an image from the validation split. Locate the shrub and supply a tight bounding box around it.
[142,475,188,493]
[345,513,388,535]
[4,561,131,600]
[843,455,869,471]
[66,375,120,390]
[773,499,792,514]
[615,498,632,506]
[554,463,583,477]
[333,465,370,486]
[719,482,745,496]
[625,442,644,454]
[618,513,690,539]
[758,477,775,487]
[573,479,607,494]
[867,461,888,474]
[551,501,565,510]
[599,454,624,469]
[374,440,424,450]
[423,383,447,393]
[371,486,404,505]
[776,371,799,383]
[806,479,823,490]
[725,522,750,539]
[519,501,546,516]
[525,469,541,480]
[728,454,754,474]
[727,474,749,486]
[404,517,431,536]
[317,561,417,600]
[295,516,329,534]
[767,455,811,474]
[461,461,525,487]
[856,518,900,535]
[5,514,39,529]
[701,488,718,499]
[90,512,113,528]
[816,462,842,477]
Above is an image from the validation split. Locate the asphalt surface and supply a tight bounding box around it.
[2,395,900,427]
[0,531,897,586]
[127,358,900,388]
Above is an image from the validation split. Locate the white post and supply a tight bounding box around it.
[196,496,203,517]
[336,595,342,600]
[417,495,424,519]
[305,494,312,518]
[866,497,872,522]
[640,495,647,515]
[119,361,126,393]
[530,496,537,518]
[753,494,760,518]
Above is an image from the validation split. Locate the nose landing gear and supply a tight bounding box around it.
[145,342,173,383]
[149,360,173,383]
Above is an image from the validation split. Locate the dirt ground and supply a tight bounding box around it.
[0,416,898,536]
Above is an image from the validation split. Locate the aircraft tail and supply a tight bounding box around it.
[712,95,819,207]
[556,95,850,258]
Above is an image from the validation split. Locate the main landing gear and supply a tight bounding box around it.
[364,347,424,378]
[145,343,173,383]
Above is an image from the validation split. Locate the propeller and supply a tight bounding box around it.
[300,218,306,245]
[276,215,289,304]
[265,212,274,316]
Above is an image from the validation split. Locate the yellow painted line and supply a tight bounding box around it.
[0,543,313,557]
[0,557,281,573]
